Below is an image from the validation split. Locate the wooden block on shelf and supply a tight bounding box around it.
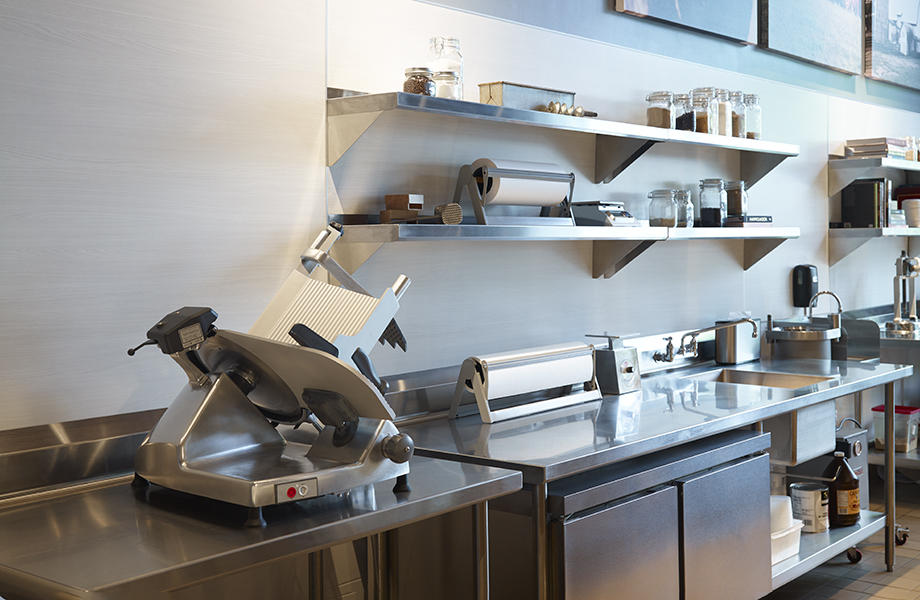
[380,209,419,223]
[385,194,424,211]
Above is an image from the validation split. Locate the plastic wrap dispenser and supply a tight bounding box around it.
[448,342,602,423]
[453,158,576,226]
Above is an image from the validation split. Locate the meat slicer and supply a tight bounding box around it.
[129,225,414,527]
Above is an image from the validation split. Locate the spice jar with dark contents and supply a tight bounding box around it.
[404,67,436,96]
[674,94,693,131]
[699,179,726,227]
[725,180,748,218]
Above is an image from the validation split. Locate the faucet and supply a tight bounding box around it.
[807,291,843,329]
[676,318,759,359]
[652,336,675,363]
[807,291,842,318]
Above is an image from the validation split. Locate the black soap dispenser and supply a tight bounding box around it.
[792,265,819,312]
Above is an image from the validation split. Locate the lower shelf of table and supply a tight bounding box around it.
[771,510,885,589]
[867,447,920,470]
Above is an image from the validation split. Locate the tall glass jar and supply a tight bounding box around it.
[403,67,435,96]
[724,180,748,217]
[729,91,746,138]
[691,87,717,134]
[692,95,714,134]
[433,71,461,100]
[674,93,693,131]
[676,189,694,228]
[428,37,463,100]
[648,189,678,227]
[715,89,732,135]
[744,94,762,140]
[646,91,675,128]
[699,179,727,227]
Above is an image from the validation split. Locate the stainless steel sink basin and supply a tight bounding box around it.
[685,369,837,389]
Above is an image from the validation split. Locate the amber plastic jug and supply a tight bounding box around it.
[822,451,860,527]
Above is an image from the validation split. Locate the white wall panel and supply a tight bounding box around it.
[3,0,919,429]
[0,0,326,430]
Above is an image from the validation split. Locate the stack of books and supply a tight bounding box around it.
[845,137,908,159]
[839,178,899,228]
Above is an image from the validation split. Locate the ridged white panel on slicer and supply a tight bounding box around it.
[249,270,381,345]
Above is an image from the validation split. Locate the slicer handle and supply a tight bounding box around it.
[382,433,414,464]
[352,348,389,395]
[289,324,339,357]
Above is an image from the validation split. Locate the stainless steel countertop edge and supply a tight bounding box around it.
[402,360,913,485]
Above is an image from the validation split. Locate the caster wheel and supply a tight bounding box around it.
[896,530,909,546]
[846,548,862,563]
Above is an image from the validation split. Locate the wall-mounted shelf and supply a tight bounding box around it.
[828,156,920,196]
[328,93,800,185]
[334,223,800,278]
[829,227,920,265]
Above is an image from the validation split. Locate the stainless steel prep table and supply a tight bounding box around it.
[401,358,913,599]
[0,456,521,600]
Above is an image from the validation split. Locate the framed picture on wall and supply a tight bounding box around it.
[865,0,920,90]
[614,0,757,44]
[758,0,862,74]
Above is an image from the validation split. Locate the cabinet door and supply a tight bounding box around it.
[677,454,771,600]
[551,485,679,600]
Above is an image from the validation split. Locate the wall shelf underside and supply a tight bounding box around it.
[336,224,800,278]
[328,93,800,186]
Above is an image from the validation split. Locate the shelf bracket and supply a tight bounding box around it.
[328,238,386,277]
[593,239,657,278]
[740,152,790,188]
[828,234,874,266]
[595,137,660,184]
[743,238,788,270]
[327,110,386,167]
[828,164,876,197]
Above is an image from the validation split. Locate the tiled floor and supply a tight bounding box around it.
[764,471,920,600]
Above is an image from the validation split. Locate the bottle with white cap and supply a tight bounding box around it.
[823,451,860,527]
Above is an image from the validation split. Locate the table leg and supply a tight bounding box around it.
[886,381,896,572]
[309,550,324,600]
[533,483,547,600]
[474,501,489,599]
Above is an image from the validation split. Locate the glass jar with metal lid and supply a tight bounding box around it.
[699,179,726,227]
[744,94,762,140]
[729,91,746,138]
[675,189,694,227]
[674,93,693,131]
[428,37,463,99]
[691,87,717,134]
[692,94,714,134]
[648,189,678,227]
[715,89,732,135]
[404,67,436,96]
[646,91,675,129]
[724,180,748,217]
[433,71,461,100]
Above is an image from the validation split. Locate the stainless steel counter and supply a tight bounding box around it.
[403,358,913,484]
[0,456,521,600]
